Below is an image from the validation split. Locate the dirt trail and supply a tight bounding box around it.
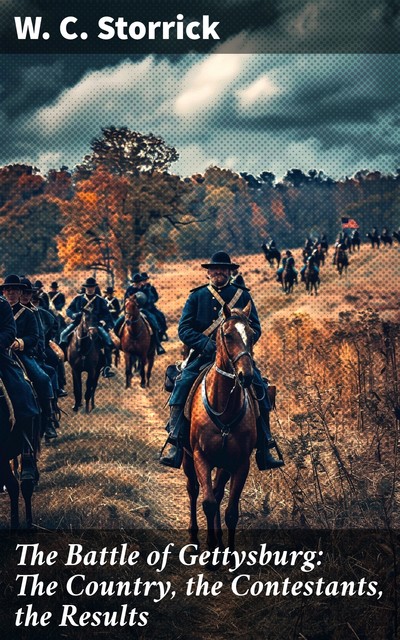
[2,244,398,530]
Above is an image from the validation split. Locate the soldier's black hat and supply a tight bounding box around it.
[201,251,239,270]
[0,274,27,289]
[82,277,97,287]
[140,272,150,281]
[50,281,59,289]
[105,286,114,294]
[130,273,143,284]
[34,280,44,289]
[20,277,37,293]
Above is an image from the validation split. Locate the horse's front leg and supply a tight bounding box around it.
[124,352,132,389]
[85,369,98,413]
[72,368,83,412]
[146,351,155,387]
[90,370,101,412]
[213,469,230,548]
[2,458,20,529]
[225,460,250,552]
[139,356,147,389]
[193,450,218,552]
[21,479,34,529]
[183,451,200,545]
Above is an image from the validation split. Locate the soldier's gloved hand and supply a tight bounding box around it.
[202,340,216,357]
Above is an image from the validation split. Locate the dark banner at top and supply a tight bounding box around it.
[1,0,400,54]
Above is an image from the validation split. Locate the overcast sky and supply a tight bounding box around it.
[1,0,399,181]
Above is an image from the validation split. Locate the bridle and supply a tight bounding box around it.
[214,315,253,381]
[201,315,254,443]
[124,299,145,336]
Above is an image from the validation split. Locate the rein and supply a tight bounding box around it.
[202,315,252,447]
[124,302,145,338]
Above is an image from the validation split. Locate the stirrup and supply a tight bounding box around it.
[102,366,115,378]
[44,420,58,441]
[256,438,284,471]
[159,439,183,468]
[21,455,38,482]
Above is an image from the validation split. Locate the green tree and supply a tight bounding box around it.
[76,126,179,178]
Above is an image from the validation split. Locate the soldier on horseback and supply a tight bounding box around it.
[30,286,68,398]
[141,272,168,343]
[48,281,66,313]
[33,280,50,310]
[103,286,121,324]
[59,277,116,378]
[159,251,284,471]
[277,250,298,284]
[0,293,40,481]
[117,274,166,355]
[0,274,58,441]
[300,252,319,281]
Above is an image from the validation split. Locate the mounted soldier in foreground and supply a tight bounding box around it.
[159,251,284,471]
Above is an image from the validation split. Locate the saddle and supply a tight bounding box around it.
[49,340,65,362]
[140,312,153,336]
[184,364,212,420]
[109,331,120,350]
[184,365,263,422]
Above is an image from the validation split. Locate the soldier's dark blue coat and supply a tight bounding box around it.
[104,296,121,322]
[11,302,53,402]
[0,296,39,419]
[48,290,66,311]
[0,295,16,350]
[66,294,114,331]
[12,302,39,356]
[178,282,261,354]
[170,282,263,406]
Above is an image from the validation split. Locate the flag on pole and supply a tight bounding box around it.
[341,217,359,229]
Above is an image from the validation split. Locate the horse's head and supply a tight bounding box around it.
[217,302,254,388]
[124,295,140,326]
[79,307,98,336]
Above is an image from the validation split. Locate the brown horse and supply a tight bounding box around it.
[304,257,320,295]
[336,246,349,277]
[120,295,155,389]
[184,302,257,552]
[67,307,103,413]
[0,383,40,529]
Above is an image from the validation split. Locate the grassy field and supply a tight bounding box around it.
[1,243,399,532]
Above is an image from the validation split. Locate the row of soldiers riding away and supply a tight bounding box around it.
[0,251,284,490]
[31,272,168,379]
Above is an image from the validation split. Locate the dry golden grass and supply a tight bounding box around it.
[1,244,399,533]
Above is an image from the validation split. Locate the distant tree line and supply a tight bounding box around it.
[0,126,399,281]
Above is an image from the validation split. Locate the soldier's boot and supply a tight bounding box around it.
[159,405,187,468]
[42,400,58,441]
[21,418,39,482]
[57,361,68,397]
[21,453,38,483]
[154,331,166,355]
[114,316,124,337]
[255,410,284,471]
[59,324,74,347]
[102,346,115,378]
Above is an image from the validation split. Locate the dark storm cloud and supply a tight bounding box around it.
[0,50,399,178]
